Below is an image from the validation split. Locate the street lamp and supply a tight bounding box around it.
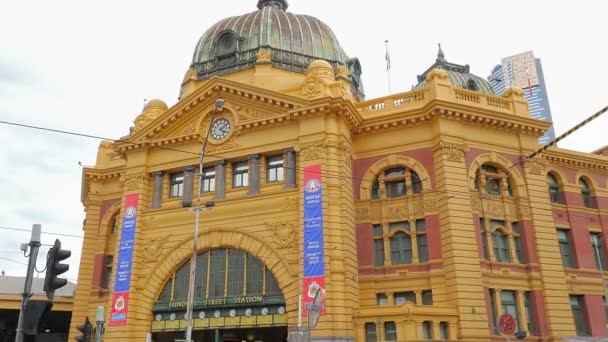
[184,99,225,342]
[591,232,608,329]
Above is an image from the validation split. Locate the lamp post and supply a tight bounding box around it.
[184,99,225,342]
[591,232,608,329]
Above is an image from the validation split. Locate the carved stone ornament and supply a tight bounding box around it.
[355,208,369,219]
[204,136,240,154]
[423,199,437,211]
[100,143,123,160]
[336,66,349,78]
[389,206,406,219]
[518,204,531,217]
[122,174,144,191]
[143,235,170,264]
[266,222,297,249]
[177,122,197,135]
[470,198,482,211]
[235,105,263,121]
[256,49,272,63]
[302,76,322,98]
[338,141,353,163]
[298,142,326,162]
[490,152,498,163]
[281,197,299,211]
[441,142,465,162]
[184,68,197,82]
[524,158,547,175]
[485,200,503,217]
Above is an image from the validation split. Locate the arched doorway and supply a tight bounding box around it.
[151,248,288,342]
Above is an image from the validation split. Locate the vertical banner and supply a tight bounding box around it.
[110,194,139,326]
[303,165,327,314]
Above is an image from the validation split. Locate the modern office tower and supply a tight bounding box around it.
[488,51,556,145]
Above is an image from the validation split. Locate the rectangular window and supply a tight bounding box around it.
[201,168,216,193]
[265,268,281,295]
[209,249,226,297]
[512,222,525,264]
[489,289,498,334]
[173,263,190,301]
[102,255,113,290]
[266,155,284,183]
[501,291,520,326]
[394,291,416,305]
[416,219,428,263]
[110,217,118,235]
[389,222,412,265]
[480,218,489,259]
[439,322,449,340]
[376,293,388,306]
[169,172,184,197]
[246,255,263,295]
[422,321,433,340]
[227,250,244,296]
[159,279,172,301]
[384,321,397,341]
[373,225,385,266]
[570,295,589,336]
[524,291,537,336]
[422,290,433,305]
[591,233,607,270]
[492,231,511,262]
[232,161,249,188]
[557,229,574,268]
[365,323,377,342]
[195,253,208,298]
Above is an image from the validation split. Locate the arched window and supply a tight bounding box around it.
[370,167,422,199]
[475,164,513,197]
[466,79,478,91]
[215,31,239,58]
[580,178,593,208]
[157,248,282,301]
[492,229,510,263]
[547,173,561,204]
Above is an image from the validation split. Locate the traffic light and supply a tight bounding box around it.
[22,300,52,336]
[75,317,92,342]
[44,238,71,300]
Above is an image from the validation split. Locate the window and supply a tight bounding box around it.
[501,291,520,329]
[103,255,113,290]
[227,250,244,296]
[265,267,281,295]
[604,296,608,322]
[422,290,433,305]
[371,167,423,199]
[390,227,412,265]
[376,293,388,306]
[416,219,428,263]
[580,179,593,208]
[548,173,561,204]
[209,249,226,297]
[384,321,397,341]
[394,291,416,305]
[233,161,249,188]
[267,155,284,183]
[201,168,215,193]
[373,225,385,266]
[480,219,489,259]
[512,222,525,263]
[524,292,537,336]
[169,172,184,197]
[110,216,118,235]
[475,164,513,197]
[246,255,263,295]
[489,289,499,333]
[570,295,589,336]
[591,233,606,271]
[195,253,208,297]
[385,168,406,198]
[492,229,510,262]
[365,323,377,342]
[557,229,574,268]
[422,321,433,340]
[467,79,478,91]
[439,322,449,340]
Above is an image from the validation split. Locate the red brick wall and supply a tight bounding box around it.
[356,223,373,267]
[584,294,608,336]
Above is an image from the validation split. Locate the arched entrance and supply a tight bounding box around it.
[150,248,288,342]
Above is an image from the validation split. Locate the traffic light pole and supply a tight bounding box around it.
[15,224,42,342]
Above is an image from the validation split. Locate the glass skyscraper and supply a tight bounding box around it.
[488,51,556,145]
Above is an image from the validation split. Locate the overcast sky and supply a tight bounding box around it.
[1,0,607,281]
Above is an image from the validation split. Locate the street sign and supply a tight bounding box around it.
[498,313,517,335]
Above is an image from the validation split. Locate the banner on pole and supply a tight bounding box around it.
[303,165,327,315]
[110,194,139,326]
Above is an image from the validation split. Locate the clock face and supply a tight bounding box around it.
[210,118,230,140]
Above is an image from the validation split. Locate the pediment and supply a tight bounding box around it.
[117,77,308,148]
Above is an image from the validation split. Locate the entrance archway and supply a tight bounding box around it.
[150,248,288,342]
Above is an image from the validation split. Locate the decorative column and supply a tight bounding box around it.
[248,154,260,195]
[151,171,163,209]
[214,161,226,200]
[182,166,195,207]
[284,148,296,189]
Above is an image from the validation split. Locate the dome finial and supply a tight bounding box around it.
[437,43,446,61]
[257,0,289,11]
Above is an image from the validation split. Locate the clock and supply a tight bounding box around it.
[210,118,230,140]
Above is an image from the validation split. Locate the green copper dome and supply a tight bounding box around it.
[189,0,365,100]
[414,44,496,95]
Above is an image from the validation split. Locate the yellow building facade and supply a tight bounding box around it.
[71,1,608,341]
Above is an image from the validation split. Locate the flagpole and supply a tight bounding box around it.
[385,40,392,94]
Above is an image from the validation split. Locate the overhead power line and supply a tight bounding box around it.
[0,226,83,238]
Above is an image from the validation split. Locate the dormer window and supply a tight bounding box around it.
[466,79,478,91]
[215,31,239,58]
